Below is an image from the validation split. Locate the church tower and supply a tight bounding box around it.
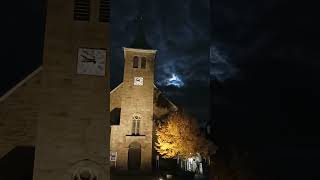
[110,15,156,172]
[33,0,110,180]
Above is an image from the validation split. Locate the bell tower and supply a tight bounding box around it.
[33,0,110,180]
[109,14,156,172]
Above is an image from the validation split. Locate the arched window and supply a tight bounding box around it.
[131,115,141,135]
[133,56,139,68]
[72,168,97,180]
[141,57,147,69]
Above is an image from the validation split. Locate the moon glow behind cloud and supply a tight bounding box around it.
[166,73,185,88]
[156,73,185,88]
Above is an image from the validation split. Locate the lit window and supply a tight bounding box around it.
[132,116,141,135]
[141,57,147,69]
[133,56,139,68]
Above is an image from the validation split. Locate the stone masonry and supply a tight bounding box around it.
[109,46,178,172]
[32,0,111,179]
[0,0,178,178]
[0,0,111,180]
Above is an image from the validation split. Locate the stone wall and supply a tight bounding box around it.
[109,81,177,171]
[111,83,177,118]
[32,0,111,179]
[109,48,156,172]
[110,83,123,111]
[0,70,41,159]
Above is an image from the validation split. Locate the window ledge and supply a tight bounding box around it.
[126,134,145,137]
[125,135,146,141]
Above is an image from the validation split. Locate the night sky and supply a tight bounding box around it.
[0,0,211,125]
[110,0,210,124]
[0,0,45,96]
[211,0,320,179]
[1,0,320,179]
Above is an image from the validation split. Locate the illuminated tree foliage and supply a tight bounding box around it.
[155,111,209,159]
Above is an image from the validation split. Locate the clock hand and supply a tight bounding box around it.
[81,55,91,60]
[91,56,96,64]
[81,55,94,60]
[81,55,96,63]
[82,50,88,55]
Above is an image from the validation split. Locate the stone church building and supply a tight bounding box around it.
[109,17,177,172]
[0,0,111,179]
[0,0,177,179]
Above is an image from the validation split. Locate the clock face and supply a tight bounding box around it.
[77,48,106,76]
[134,77,143,86]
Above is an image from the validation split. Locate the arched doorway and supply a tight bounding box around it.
[128,142,141,170]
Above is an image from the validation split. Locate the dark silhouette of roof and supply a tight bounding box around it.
[130,6,152,50]
[0,146,35,180]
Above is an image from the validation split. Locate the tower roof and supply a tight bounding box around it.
[130,14,152,50]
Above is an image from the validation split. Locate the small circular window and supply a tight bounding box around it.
[73,168,97,180]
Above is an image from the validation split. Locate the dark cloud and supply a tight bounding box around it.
[212,0,320,179]
[111,0,210,123]
[111,0,210,85]
[210,45,237,81]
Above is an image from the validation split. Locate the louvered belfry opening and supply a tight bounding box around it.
[74,0,90,21]
[99,0,110,22]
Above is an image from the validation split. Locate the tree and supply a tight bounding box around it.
[155,111,209,159]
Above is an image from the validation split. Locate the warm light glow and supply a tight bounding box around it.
[155,112,209,159]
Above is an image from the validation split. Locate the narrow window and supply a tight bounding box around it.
[99,0,110,22]
[132,116,140,135]
[136,119,140,134]
[74,0,90,21]
[133,56,139,68]
[131,120,135,134]
[141,57,147,69]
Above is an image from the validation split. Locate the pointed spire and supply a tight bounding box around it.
[130,2,152,50]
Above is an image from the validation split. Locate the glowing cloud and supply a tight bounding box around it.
[166,74,185,88]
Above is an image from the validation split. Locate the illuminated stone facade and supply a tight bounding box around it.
[110,47,155,172]
[33,0,111,179]
[0,0,177,177]
[108,13,179,172]
[0,0,110,179]
[109,36,177,172]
